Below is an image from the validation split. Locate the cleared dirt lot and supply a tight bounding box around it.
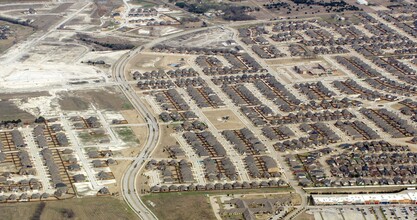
[203,109,245,131]
[294,211,315,220]
[0,196,138,220]
[107,160,130,195]
[58,87,133,111]
[120,109,145,124]
[26,15,63,31]
[152,125,178,158]
[128,52,193,74]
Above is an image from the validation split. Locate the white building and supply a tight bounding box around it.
[357,0,368,5]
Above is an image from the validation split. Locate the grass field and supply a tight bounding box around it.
[142,187,294,220]
[142,192,216,220]
[0,101,35,122]
[114,126,140,143]
[0,197,139,220]
[0,21,34,53]
[132,0,157,8]
[58,87,133,111]
[78,131,109,144]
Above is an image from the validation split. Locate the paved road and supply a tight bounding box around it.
[113,51,159,220]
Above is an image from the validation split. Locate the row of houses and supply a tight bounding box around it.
[222,128,267,155]
[360,108,416,138]
[137,79,175,90]
[295,81,336,100]
[0,178,41,193]
[211,73,271,86]
[41,148,65,189]
[195,56,223,69]
[155,89,190,112]
[245,155,280,179]
[252,45,286,59]
[128,8,158,17]
[261,126,294,141]
[11,130,25,148]
[204,157,237,181]
[146,159,194,184]
[183,131,226,157]
[174,77,206,88]
[152,44,237,56]
[335,120,380,140]
[186,86,224,108]
[222,84,261,107]
[149,179,288,192]
[254,77,300,112]
[333,79,396,101]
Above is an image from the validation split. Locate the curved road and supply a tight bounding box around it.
[113,51,159,220]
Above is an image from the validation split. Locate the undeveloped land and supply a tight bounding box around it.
[0,196,138,220]
[142,192,216,220]
[0,21,34,53]
[58,87,133,111]
[0,101,35,122]
[294,211,315,220]
[203,109,245,130]
[142,188,294,220]
[128,53,192,74]
[152,125,177,158]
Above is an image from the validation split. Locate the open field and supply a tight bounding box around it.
[128,52,193,73]
[120,109,145,124]
[152,125,177,158]
[28,15,62,31]
[142,192,217,220]
[0,197,139,220]
[203,109,245,131]
[132,0,157,8]
[0,21,34,53]
[114,126,140,143]
[0,101,35,122]
[294,211,315,220]
[58,87,133,111]
[107,160,129,195]
[142,187,294,220]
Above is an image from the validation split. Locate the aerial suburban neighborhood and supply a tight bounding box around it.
[0,0,417,219]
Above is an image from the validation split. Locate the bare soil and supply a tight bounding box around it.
[294,211,315,220]
[151,125,177,158]
[203,109,245,131]
[127,52,193,77]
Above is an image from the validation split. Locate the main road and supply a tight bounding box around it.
[113,49,159,220]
